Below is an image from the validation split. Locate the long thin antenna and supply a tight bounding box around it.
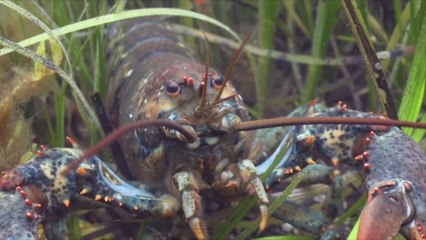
[91,93,133,180]
[234,117,426,132]
[214,32,254,103]
[61,119,197,176]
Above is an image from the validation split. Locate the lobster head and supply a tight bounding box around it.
[135,62,249,141]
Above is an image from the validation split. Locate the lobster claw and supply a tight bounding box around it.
[358,180,416,240]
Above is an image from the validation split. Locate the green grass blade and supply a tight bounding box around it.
[70,213,82,240]
[301,0,340,102]
[296,1,313,35]
[347,216,360,239]
[334,194,366,225]
[235,174,303,240]
[383,2,411,72]
[398,2,426,136]
[394,0,403,38]
[282,0,311,39]
[54,83,66,147]
[212,198,256,240]
[0,8,241,57]
[256,237,312,240]
[255,0,279,117]
[411,113,426,142]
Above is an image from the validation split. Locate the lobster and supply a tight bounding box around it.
[103,18,269,239]
[0,5,425,240]
[101,17,426,239]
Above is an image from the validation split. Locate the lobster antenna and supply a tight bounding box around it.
[90,93,133,180]
[214,32,254,104]
[199,31,210,111]
[61,119,197,176]
[234,117,426,132]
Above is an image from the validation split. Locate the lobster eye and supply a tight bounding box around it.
[165,83,180,97]
[211,76,224,90]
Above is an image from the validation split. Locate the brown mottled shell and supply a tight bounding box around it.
[106,20,251,185]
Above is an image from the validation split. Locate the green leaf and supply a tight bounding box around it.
[235,174,303,240]
[0,8,241,57]
[411,113,426,142]
[255,0,279,117]
[301,0,341,102]
[398,11,426,135]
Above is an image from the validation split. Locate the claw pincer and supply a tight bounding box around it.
[0,148,178,239]
[258,102,426,239]
[358,127,426,240]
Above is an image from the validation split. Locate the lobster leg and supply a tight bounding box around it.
[173,171,207,240]
[283,164,344,219]
[266,164,344,238]
[217,159,269,233]
[272,201,338,240]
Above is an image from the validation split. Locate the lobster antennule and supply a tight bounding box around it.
[214,32,253,104]
[199,31,210,111]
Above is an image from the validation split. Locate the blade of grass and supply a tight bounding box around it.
[408,0,425,42]
[282,0,311,39]
[212,198,256,240]
[367,14,388,43]
[70,213,81,240]
[296,1,313,35]
[0,8,242,57]
[254,0,279,118]
[42,103,56,144]
[54,82,66,147]
[347,216,360,239]
[89,0,107,99]
[285,15,303,92]
[383,2,411,72]
[301,0,340,102]
[178,0,197,51]
[394,0,403,41]
[411,113,426,142]
[255,237,312,240]
[334,193,366,225]
[398,9,426,136]
[235,174,303,240]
